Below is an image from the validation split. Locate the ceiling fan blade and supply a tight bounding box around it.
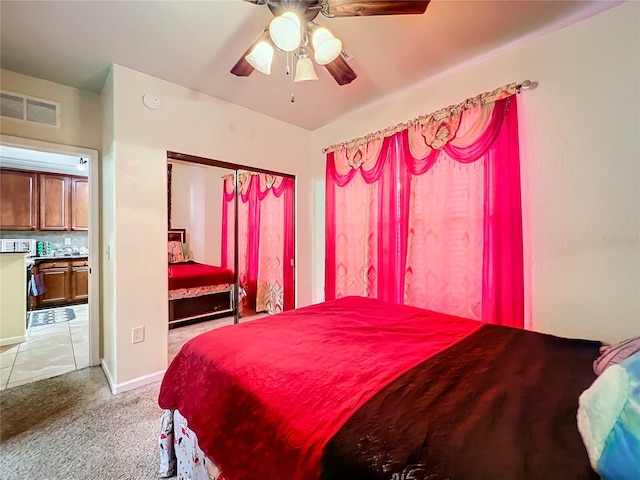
[230,29,269,77]
[324,54,357,86]
[324,0,430,17]
[231,55,255,77]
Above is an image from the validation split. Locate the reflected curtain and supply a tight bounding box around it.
[222,173,295,315]
[256,175,295,314]
[325,95,523,328]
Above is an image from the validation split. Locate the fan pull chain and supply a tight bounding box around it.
[289,51,295,103]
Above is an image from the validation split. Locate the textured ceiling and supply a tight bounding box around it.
[0,0,621,130]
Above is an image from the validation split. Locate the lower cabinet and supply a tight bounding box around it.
[32,258,89,309]
[39,266,69,307]
[71,264,89,301]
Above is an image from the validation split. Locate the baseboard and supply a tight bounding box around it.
[0,334,26,347]
[101,361,166,395]
[101,360,116,394]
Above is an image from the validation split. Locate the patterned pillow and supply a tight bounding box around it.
[594,336,640,376]
[168,241,184,263]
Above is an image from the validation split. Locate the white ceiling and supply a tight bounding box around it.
[0,0,622,130]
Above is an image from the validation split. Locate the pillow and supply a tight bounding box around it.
[181,242,191,261]
[167,241,184,263]
[577,351,640,479]
[594,336,640,376]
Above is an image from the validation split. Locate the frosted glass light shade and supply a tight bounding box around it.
[269,12,302,52]
[245,41,274,75]
[312,27,342,65]
[294,56,318,82]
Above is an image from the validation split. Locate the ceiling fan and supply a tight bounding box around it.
[231,0,430,86]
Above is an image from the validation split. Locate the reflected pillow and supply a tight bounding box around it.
[181,242,191,261]
[168,241,184,263]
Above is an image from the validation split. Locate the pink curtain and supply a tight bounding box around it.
[222,173,295,315]
[256,175,295,314]
[221,177,235,270]
[325,96,523,328]
[325,137,409,304]
[221,174,260,309]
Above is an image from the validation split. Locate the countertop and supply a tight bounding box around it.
[33,255,89,261]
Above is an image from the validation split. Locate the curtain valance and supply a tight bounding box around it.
[224,173,291,200]
[324,82,518,154]
[327,94,513,185]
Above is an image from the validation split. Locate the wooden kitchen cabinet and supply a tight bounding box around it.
[71,178,89,231]
[32,258,89,309]
[71,260,89,301]
[37,262,69,307]
[0,168,87,232]
[39,173,70,231]
[0,169,38,230]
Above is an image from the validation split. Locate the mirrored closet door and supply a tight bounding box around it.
[166,153,295,332]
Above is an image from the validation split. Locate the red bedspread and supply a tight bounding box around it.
[158,296,481,480]
[167,262,233,290]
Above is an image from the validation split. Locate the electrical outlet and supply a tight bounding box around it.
[132,326,145,344]
[64,238,71,246]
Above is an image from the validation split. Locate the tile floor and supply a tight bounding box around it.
[0,303,89,390]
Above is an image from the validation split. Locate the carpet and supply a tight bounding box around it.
[28,307,76,328]
[0,367,173,480]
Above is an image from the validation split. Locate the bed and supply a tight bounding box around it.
[168,229,235,328]
[156,295,621,480]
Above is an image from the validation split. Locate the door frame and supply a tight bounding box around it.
[1,135,101,367]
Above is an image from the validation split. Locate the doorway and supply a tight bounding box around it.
[0,136,100,390]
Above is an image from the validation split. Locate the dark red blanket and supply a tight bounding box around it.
[158,296,481,480]
[168,261,233,290]
[322,323,601,480]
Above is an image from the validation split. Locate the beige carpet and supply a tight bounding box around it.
[0,367,168,480]
[0,312,267,480]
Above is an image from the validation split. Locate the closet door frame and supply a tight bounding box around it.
[167,151,296,323]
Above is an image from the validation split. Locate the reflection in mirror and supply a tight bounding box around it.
[167,160,237,329]
[224,170,295,319]
[166,155,296,363]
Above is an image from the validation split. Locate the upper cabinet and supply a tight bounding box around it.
[0,168,87,231]
[39,174,70,231]
[71,178,89,231]
[0,169,39,230]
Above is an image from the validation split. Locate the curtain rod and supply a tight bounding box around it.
[322,80,535,154]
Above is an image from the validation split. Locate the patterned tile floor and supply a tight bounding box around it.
[0,303,89,390]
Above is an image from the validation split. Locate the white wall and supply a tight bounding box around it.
[107,65,311,388]
[312,2,640,343]
[203,166,228,266]
[100,68,116,380]
[0,69,102,152]
[168,161,227,265]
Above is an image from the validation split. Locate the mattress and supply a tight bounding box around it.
[158,296,601,480]
[168,261,234,291]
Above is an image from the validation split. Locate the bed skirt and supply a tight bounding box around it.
[158,409,222,480]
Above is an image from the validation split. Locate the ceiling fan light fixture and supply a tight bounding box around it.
[269,11,302,52]
[312,26,342,65]
[245,40,274,75]
[294,52,318,83]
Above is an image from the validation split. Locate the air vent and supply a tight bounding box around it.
[0,91,60,128]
